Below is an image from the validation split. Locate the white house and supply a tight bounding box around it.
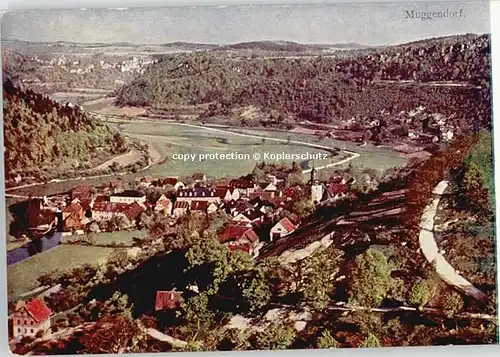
[12,299,52,339]
[269,217,297,241]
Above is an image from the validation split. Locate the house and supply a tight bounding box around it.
[259,182,277,193]
[218,224,260,255]
[172,201,190,217]
[326,183,349,200]
[269,217,298,241]
[248,191,275,201]
[62,202,85,231]
[230,179,256,196]
[70,184,92,200]
[107,179,123,194]
[227,241,254,255]
[232,210,263,226]
[138,176,154,187]
[154,195,172,214]
[157,177,185,190]
[110,190,147,204]
[12,299,51,339]
[192,172,206,183]
[215,186,240,202]
[176,188,220,204]
[190,200,218,213]
[155,291,184,311]
[92,202,129,222]
[123,202,145,224]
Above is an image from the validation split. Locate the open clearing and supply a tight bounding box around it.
[8,245,117,298]
[115,121,335,178]
[62,230,148,246]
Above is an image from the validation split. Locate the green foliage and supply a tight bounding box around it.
[116,35,490,134]
[442,291,465,318]
[292,198,315,219]
[360,333,381,348]
[317,330,338,349]
[3,84,126,178]
[463,130,494,214]
[348,248,394,307]
[185,235,253,294]
[409,279,436,307]
[300,248,343,309]
[253,322,297,350]
[240,268,273,312]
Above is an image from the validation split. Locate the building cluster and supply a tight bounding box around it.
[23,169,352,253]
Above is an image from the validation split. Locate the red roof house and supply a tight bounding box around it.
[269,217,297,241]
[155,291,184,311]
[12,299,52,338]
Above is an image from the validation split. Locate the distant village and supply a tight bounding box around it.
[20,168,354,258]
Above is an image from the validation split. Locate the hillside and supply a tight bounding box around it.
[3,80,127,181]
[115,34,491,133]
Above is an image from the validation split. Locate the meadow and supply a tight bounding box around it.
[7,245,118,298]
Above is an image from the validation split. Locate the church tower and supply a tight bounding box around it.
[309,163,323,204]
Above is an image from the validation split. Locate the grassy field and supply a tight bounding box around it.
[62,230,148,246]
[115,121,336,179]
[5,120,407,197]
[7,245,117,298]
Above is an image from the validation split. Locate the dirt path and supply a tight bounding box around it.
[91,148,143,172]
[419,180,489,302]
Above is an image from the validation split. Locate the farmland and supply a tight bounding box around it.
[7,245,118,298]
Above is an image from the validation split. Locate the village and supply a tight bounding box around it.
[9,165,355,341]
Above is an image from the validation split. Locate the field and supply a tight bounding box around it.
[62,230,148,246]
[5,119,408,198]
[7,245,118,298]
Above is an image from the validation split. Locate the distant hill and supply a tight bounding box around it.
[115,34,490,129]
[215,40,328,52]
[3,81,127,180]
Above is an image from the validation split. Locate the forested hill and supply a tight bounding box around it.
[3,81,127,180]
[115,34,491,130]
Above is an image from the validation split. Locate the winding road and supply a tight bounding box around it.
[5,118,360,198]
[418,180,489,303]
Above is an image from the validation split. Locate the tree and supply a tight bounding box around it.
[292,198,314,219]
[301,248,342,309]
[253,322,297,350]
[409,279,436,308]
[360,333,381,348]
[442,291,464,318]
[317,330,338,349]
[79,315,139,354]
[239,268,272,312]
[348,248,394,308]
[185,236,253,294]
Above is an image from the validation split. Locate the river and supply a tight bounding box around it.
[7,232,63,266]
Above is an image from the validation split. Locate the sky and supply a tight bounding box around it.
[0,1,491,46]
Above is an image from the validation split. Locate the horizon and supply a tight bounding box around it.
[0,2,490,47]
[1,32,489,49]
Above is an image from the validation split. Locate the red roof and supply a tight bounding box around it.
[218,224,259,244]
[158,177,178,186]
[63,202,83,214]
[328,183,348,195]
[288,213,301,226]
[20,299,52,323]
[124,202,145,221]
[227,241,253,254]
[248,191,274,201]
[93,202,129,213]
[230,179,254,189]
[155,291,183,311]
[214,187,231,199]
[277,217,296,232]
[191,200,209,211]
